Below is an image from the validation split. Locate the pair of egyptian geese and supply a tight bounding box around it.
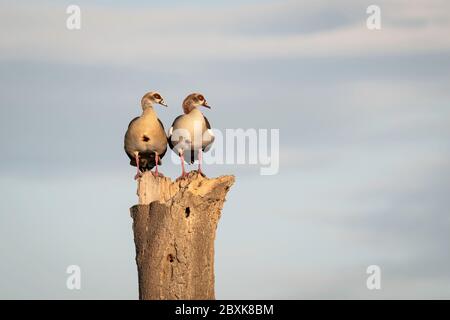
[124,91,214,180]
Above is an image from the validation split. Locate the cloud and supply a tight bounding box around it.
[1,0,450,67]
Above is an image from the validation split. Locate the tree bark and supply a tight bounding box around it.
[130,171,235,300]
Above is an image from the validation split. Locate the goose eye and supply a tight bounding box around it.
[197,95,204,101]
[154,93,161,100]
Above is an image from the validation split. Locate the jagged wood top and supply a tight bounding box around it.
[136,170,235,205]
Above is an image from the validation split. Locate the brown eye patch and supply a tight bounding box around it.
[197,94,204,101]
[154,93,161,100]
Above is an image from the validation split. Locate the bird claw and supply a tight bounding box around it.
[176,172,189,181]
[197,170,206,177]
[152,171,164,178]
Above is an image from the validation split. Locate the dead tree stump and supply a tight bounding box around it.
[130,171,235,300]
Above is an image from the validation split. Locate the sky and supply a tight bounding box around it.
[0,0,450,299]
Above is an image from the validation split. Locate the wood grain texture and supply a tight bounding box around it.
[130,171,235,300]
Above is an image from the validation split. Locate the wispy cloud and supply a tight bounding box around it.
[1,0,450,66]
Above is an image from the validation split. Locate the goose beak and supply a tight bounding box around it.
[159,100,168,107]
[202,101,211,109]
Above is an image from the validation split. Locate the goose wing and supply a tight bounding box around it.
[202,115,215,152]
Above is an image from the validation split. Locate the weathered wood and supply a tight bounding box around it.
[130,171,235,300]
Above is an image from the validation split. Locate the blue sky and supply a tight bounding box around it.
[0,0,450,299]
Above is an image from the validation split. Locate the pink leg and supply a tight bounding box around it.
[152,153,160,177]
[178,151,187,179]
[134,153,142,180]
[198,149,204,176]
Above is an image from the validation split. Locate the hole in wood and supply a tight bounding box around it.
[167,254,174,263]
[185,207,190,218]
